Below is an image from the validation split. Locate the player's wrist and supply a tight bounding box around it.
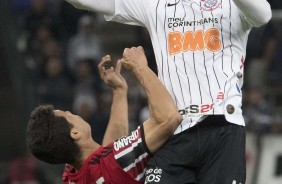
[113,86,128,94]
[133,66,150,76]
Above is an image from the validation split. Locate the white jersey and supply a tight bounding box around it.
[106,0,252,134]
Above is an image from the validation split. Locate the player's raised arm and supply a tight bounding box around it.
[122,47,182,154]
[65,0,115,16]
[98,55,128,146]
[233,0,272,27]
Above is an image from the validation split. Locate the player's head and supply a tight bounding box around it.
[27,104,92,164]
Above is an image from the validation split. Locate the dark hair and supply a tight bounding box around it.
[27,105,80,164]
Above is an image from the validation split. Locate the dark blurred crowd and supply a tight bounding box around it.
[243,16,282,134]
[1,0,154,183]
[12,0,155,141]
[0,0,282,183]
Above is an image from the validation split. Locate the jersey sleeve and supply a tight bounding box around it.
[104,0,147,26]
[112,125,152,181]
[233,0,272,27]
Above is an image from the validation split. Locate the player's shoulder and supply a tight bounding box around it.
[87,145,114,166]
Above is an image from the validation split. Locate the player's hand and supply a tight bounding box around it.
[121,46,148,73]
[98,55,127,90]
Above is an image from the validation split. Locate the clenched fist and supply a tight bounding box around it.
[121,46,148,73]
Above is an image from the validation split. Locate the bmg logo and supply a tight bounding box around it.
[145,168,162,183]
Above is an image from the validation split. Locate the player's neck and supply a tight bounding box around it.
[73,139,100,170]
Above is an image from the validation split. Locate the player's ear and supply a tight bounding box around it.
[70,128,81,140]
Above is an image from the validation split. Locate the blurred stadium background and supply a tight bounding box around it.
[0,0,281,183]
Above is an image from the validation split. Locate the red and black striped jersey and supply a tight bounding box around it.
[62,126,151,184]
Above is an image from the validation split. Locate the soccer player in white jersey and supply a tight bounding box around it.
[65,0,272,183]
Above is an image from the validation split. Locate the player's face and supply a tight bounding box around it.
[53,110,92,138]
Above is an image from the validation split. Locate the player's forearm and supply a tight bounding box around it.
[136,67,181,153]
[102,89,128,146]
[65,0,115,16]
[134,67,179,124]
[233,0,272,27]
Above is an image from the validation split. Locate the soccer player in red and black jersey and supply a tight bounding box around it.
[26,46,182,184]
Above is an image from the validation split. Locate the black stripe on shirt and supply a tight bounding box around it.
[164,2,178,105]
[191,3,203,104]
[200,1,213,104]
[228,0,235,74]
[140,124,152,157]
[210,10,221,90]
[88,146,113,165]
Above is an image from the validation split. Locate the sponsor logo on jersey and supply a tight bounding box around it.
[114,129,139,151]
[179,103,214,115]
[178,92,224,116]
[145,168,162,183]
[168,28,222,55]
[167,17,219,28]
